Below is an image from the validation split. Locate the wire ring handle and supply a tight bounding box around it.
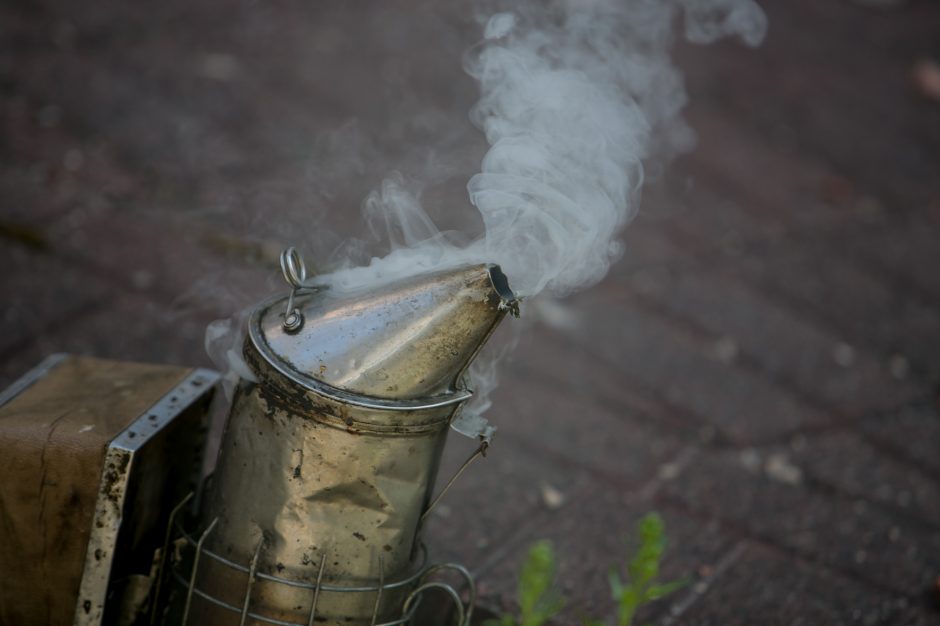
[280,247,307,288]
[279,247,308,332]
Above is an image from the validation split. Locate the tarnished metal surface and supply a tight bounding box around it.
[255,263,516,400]
[73,368,219,626]
[188,263,514,625]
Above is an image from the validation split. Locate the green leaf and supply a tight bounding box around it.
[646,577,689,601]
[608,512,688,626]
[514,540,566,626]
[627,513,666,589]
[608,568,624,599]
[519,541,556,615]
[529,592,565,626]
[617,586,639,626]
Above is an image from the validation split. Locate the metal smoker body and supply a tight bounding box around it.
[182,257,516,625]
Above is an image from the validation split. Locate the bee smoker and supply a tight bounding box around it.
[158,249,518,626]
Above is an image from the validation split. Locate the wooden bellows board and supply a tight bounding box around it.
[0,355,218,626]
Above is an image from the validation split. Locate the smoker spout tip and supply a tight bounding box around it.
[488,264,520,318]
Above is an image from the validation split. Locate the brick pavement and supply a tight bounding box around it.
[2,0,939,624]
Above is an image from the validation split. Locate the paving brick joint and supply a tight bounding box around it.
[1,1,939,624]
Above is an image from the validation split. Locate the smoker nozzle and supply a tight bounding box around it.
[253,261,518,402]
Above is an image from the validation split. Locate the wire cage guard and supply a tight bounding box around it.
[150,493,476,626]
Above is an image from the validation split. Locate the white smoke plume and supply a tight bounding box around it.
[325,0,766,298]
[206,0,767,422]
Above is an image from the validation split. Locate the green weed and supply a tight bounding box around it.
[586,512,689,626]
[485,540,565,626]
[486,513,687,626]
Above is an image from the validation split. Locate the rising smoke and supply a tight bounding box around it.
[325,0,766,298]
[207,0,767,421]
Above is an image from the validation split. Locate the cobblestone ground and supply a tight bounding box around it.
[2,1,939,624]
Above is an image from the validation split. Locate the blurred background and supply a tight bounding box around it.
[2,0,939,623]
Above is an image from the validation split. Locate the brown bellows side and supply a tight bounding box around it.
[0,356,190,626]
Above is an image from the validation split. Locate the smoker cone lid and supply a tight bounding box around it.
[247,263,515,408]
